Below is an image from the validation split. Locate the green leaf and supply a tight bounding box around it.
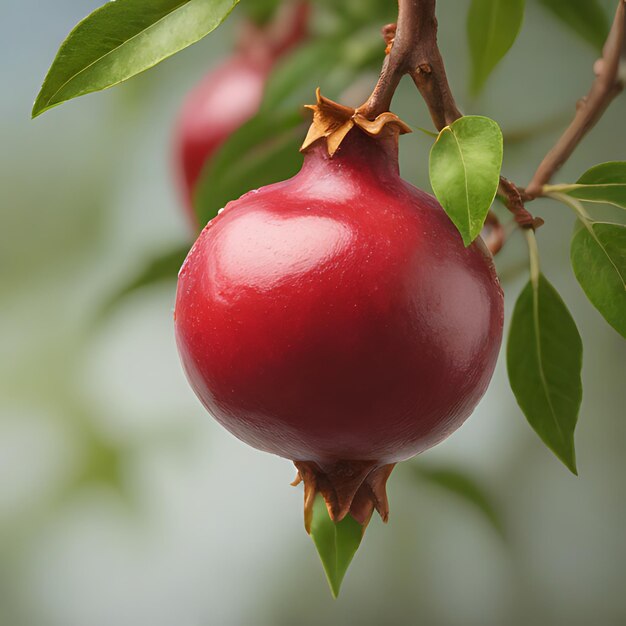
[309,494,364,598]
[577,162,626,186]
[563,162,626,209]
[193,110,305,225]
[467,0,525,94]
[99,243,189,318]
[33,0,238,117]
[410,464,503,536]
[507,274,582,473]
[571,221,626,338]
[429,116,503,246]
[536,0,608,51]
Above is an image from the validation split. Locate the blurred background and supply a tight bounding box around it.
[1,1,625,625]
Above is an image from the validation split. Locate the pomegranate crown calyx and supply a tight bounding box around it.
[301,88,412,157]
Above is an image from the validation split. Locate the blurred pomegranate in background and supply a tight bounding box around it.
[174,2,309,228]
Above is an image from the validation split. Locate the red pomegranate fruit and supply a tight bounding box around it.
[175,93,504,529]
[174,3,309,227]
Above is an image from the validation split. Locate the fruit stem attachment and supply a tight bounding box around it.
[526,0,626,197]
[545,192,594,227]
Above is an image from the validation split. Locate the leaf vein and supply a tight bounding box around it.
[531,279,566,444]
[449,130,472,232]
[586,226,626,288]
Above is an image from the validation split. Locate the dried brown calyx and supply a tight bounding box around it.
[292,460,396,532]
[301,88,411,157]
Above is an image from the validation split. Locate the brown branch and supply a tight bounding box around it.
[525,0,626,197]
[358,0,461,126]
[358,0,625,241]
[359,0,538,235]
[499,176,544,230]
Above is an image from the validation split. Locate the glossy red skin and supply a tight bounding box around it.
[175,131,504,465]
[174,54,270,220]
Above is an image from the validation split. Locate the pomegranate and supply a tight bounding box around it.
[174,3,309,227]
[175,92,504,529]
[174,53,270,216]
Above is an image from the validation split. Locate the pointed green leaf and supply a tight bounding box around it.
[507,274,582,473]
[410,464,503,536]
[33,0,239,117]
[563,162,626,209]
[467,0,525,94]
[429,116,503,246]
[536,0,608,51]
[309,494,364,598]
[571,221,626,338]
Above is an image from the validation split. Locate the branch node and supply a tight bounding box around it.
[499,177,544,231]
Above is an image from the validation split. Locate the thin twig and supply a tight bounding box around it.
[525,0,626,197]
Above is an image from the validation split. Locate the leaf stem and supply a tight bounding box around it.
[525,228,541,287]
[545,191,594,227]
[548,192,624,292]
